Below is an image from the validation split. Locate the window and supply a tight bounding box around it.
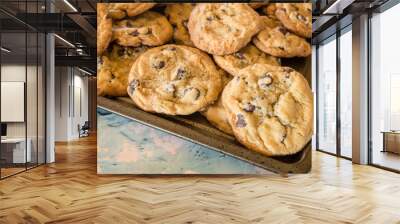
[314,26,353,159]
[0,1,47,179]
[370,2,400,171]
[317,35,337,154]
[339,27,352,158]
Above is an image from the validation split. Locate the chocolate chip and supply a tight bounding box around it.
[128,80,139,93]
[243,103,255,112]
[111,73,116,79]
[206,16,213,21]
[117,48,125,57]
[278,46,285,51]
[130,30,139,36]
[236,114,247,128]
[127,21,134,28]
[133,47,143,53]
[281,133,287,143]
[234,52,245,60]
[146,27,152,35]
[258,73,273,89]
[184,87,201,100]
[176,68,187,80]
[278,27,288,35]
[153,61,165,69]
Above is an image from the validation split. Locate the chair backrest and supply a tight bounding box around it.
[82,121,90,129]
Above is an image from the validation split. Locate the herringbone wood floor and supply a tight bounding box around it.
[1,135,400,224]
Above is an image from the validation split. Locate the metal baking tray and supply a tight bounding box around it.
[97,57,311,174]
[97,57,312,174]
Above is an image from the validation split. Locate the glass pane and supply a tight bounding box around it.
[1,31,27,177]
[339,28,352,158]
[371,3,400,171]
[317,36,337,154]
[27,31,38,169]
[38,32,46,165]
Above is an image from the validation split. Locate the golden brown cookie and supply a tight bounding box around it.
[213,44,280,76]
[97,3,112,56]
[275,3,312,38]
[253,16,311,58]
[201,71,233,135]
[97,44,148,97]
[221,64,313,156]
[107,3,156,19]
[127,45,222,115]
[164,3,195,46]
[112,11,173,47]
[188,3,263,55]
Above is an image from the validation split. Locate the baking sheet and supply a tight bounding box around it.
[98,95,311,174]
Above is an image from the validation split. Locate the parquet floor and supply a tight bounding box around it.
[1,135,400,224]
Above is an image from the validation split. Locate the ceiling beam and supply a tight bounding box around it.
[66,13,96,46]
[55,55,96,72]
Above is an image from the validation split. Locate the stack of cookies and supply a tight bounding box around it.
[97,3,313,157]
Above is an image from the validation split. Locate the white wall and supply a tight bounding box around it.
[1,63,46,164]
[54,66,69,141]
[54,67,89,141]
[1,65,34,138]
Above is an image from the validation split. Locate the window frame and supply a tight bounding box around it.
[367,0,400,173]
[314,24,353,161]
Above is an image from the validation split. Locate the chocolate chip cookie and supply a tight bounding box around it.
[98,44,148,97]
[253,16,311,58]
[275,3,312,38]
[164,3,195,46]
[188,3,263,55]
[113,11,173,47]
[127,45,222,115]
[107,3,156,20]
[201,71,233,135]
[97,3,112,55]
[222,63,313,156]
[213,44,280,76]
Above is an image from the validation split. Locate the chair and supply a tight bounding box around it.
[78,121,90,138]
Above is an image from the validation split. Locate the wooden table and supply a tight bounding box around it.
[381,131,400,154]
